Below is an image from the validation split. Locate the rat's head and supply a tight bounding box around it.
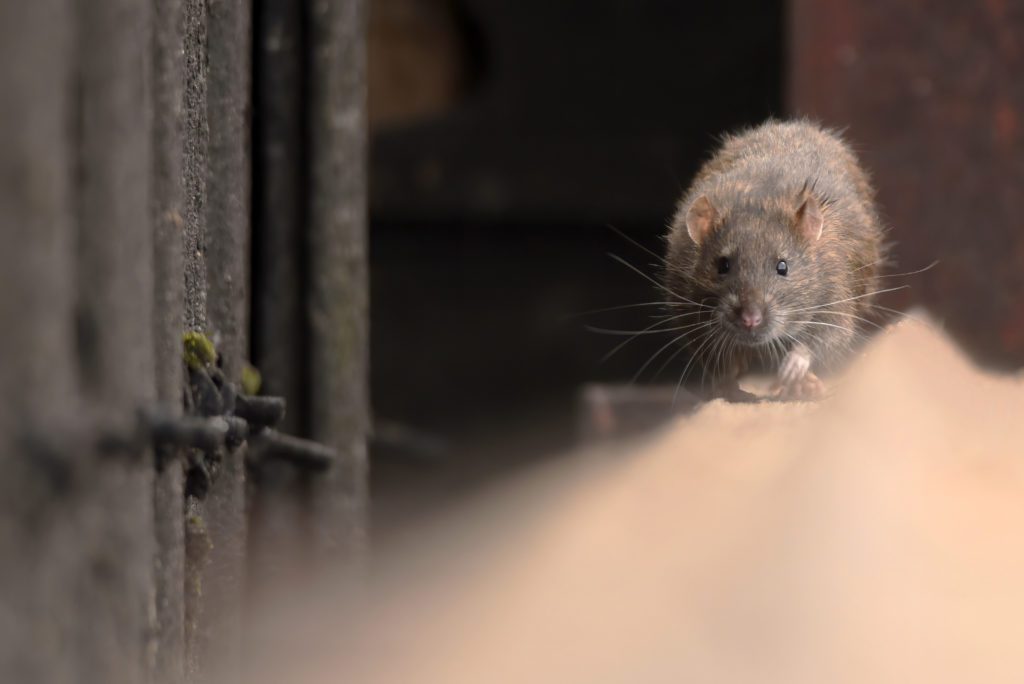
[674,190,828,347]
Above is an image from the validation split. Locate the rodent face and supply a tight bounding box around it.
[691,213,821,348]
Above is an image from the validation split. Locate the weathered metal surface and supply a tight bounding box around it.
[183,0,210,333]
[181,2,210,677]
[307,0,371,563]
[249,0,370,588]
[181,4,210,677]
[0,2,79,681]
[150,0,187,679]
[192,0,251,678]
[72,0,157,680]
[789,0,1024,368]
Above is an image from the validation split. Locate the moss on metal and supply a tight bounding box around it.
[240,362,262,396]
[183,331,217,370]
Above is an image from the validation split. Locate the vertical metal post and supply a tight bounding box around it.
[306,0,371,562]
[0,2,78,681]
[181,1,210,678]
[72,0,156,677]
[151,0,187,680]
[192,0,251,679]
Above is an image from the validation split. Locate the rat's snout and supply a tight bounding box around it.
[724,291,771,343]
[739,305,763,330]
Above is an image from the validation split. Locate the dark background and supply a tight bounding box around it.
[366,0,1024,532]
[367,0,784,530]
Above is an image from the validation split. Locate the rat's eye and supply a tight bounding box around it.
[776,260,788,276]
[717,256,731,275]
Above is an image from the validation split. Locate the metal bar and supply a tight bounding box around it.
[0,2,79,680]
[181,4,210,676]
[306,0,371,564]
[72,0,156,679]
[150,0,188,678]
[191,0,252,678]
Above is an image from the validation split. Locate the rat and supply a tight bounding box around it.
[662,119,887,400]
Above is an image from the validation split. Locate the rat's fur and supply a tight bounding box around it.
[663,119,887,398]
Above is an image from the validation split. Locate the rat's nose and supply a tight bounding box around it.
[739,306,763,330]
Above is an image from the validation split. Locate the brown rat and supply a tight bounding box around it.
[663,119,887,400]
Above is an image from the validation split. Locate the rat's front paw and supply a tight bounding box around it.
[772,345,824,401]
[778,347,811,385]
[772,371,825,401]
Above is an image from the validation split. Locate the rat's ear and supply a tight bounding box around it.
[794,194,824,242]
[685,195,719,245]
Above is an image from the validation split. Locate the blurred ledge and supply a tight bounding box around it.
[577,383,702,445]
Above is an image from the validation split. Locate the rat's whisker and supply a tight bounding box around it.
[631,320,717,383]
[606,224,668,266]
[596,311,711,362]
[586,319,706,337]
[857,302,934,328]
[652,318,721,381]
[650,338,690,383]
[674,330,717,404]
[565,301,683,319]
[787,285,910,313]
[791,320,870,343]
[798,309,888,331]
[607,253,714,310]
[710,332,732,388]
[872,260,939,279]
[770,337,788,371]
[700,332,722,388]
[709,333,726,386]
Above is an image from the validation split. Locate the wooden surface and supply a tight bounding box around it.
[252,322,1024,683]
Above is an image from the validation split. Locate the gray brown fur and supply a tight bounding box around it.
[663,119,887,392]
